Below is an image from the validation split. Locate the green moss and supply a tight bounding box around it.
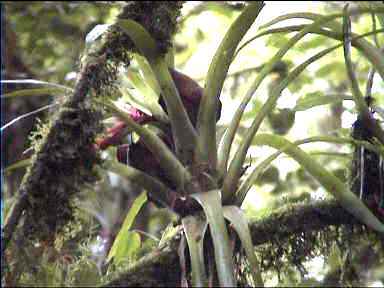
[21,97,103,241]
[101,1,183,62]
[17,1,184,242]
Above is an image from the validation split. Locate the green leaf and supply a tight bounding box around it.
[3,158,31,175]
[1,79,73,91]
[235,7,384,80]
[196,1,265,170]
[315,61,345,79]
[112,231,141,265]
[259,12,340,31]
[182,216,208,287]
[342,6,384,144]
[293,92,353,112]
[120,71,169,123]
[236,135,383,205]
[265,34,291,48]
[245,134,384,234]
[134,54,161,95]
[223,43,341,202]
[191,190,236,287]
[296,35,332,51]
[223,206,263,287]
[117,19,158,60]
[1,87,67,99]
[287,72,313,94]
[101,100,191,191]
[150,58,197,165]
[107,191,147,264]
[218,11,351,180]
[117,18,197,164]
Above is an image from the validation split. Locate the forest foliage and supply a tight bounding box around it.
[2,2,384,287]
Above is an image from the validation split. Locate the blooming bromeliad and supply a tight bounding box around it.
[96,68,222,192]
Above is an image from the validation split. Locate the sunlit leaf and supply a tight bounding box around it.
[182,216,208,287]
[107,191,147,263]
[134,54,161,95]
[259,12,340,31]
[293,92,353,112]
[120,71,169,123]
[197,1,264,169]
[223,206,263,287]
[191,190,236,287]
[223,43,341,201]
[315,61,345,78]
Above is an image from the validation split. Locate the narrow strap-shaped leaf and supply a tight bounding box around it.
[107,191,147,263]
[218,13,339,180]
[236,8,384,79]
[1,87,66,99]
[102,100,192,191]
[150,58,197,164]
[223,206,264,287]
[2,158,31,175]
[196,1,264,171]
[235,135,384,205]
[259,12,340,31]
[224,24,384,201]
[293,93,353,112]
[343,6,371,116]
[1,79,73,91]
[121,71,169,123]
[218,8,384,179]
[235,25,384,64]
[182,216,208,287]
[343,6,384,145]
[118,19,197,164]
[191,190,236,287]
[117,19,159,61]
[245,134,384,234]
[223,44,341,201]
[1,103,59,132]
[178,235,189,288]
[134,55,162,95]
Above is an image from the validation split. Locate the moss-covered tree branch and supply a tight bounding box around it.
[103,199,367,287]
[2,1,184,253]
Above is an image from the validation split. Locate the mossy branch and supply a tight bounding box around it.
[103,199,366,287]
[2,1,185,252]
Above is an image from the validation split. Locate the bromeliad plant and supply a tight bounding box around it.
[4,2,384,287]
[92,2,384,287]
